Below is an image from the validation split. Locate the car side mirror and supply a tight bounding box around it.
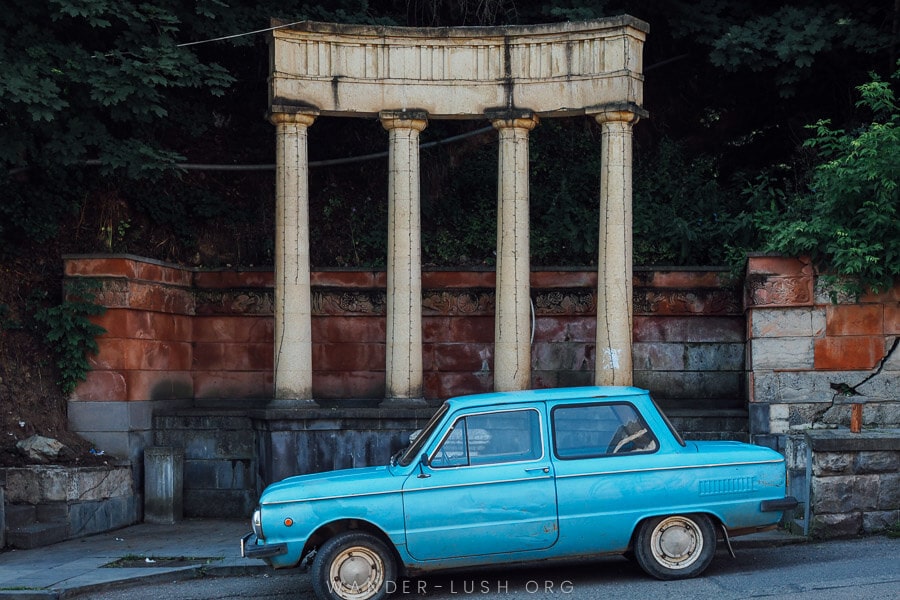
[417,453,431,478]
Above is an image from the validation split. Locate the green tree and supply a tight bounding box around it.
[754,67,900,297]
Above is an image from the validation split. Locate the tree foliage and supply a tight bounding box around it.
[0,0,897,275]
[754,67,900,296]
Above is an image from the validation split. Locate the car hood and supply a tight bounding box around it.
[259,465,402,505]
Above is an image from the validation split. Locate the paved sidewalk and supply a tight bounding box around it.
[0,519,265,599]
[0,520,805,600]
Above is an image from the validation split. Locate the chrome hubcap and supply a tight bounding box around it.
[329,546,385,600]
[651,516,703,569]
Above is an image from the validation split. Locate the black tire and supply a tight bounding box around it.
[311,531,397,600]
[633,514,716,580]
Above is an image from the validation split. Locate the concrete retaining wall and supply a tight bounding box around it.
[1,465,137,548]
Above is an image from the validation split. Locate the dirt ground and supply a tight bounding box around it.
[0,253,110,467]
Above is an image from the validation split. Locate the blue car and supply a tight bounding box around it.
[241,386,797,600]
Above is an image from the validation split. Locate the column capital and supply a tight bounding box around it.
[587,102,648,126]
[269,106,319,127]
[486,109,539,131]
[489,111,539,132]
[379,109,428,131]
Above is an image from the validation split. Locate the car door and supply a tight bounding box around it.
[402,406,559,560]
[550,401,662,553]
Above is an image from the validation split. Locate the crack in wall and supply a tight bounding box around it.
[830,336,899,399]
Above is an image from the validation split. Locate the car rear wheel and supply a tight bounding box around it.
[634,514,716,580]
[311,531,397,600]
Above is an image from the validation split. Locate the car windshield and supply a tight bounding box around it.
[396,403,449,466]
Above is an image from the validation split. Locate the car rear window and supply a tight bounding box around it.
[551,402,658,459]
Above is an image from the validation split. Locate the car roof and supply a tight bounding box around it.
[445,386,648,410]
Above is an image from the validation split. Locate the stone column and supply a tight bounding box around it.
[490,111,539,391]
[380,110,428,403]
[270,107,318,401]
[593,109,640,386]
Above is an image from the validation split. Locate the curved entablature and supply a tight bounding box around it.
[269,17,647,119]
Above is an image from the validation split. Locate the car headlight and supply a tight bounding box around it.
[251,508,263,538]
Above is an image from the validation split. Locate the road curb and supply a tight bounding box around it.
[0,563,274,600]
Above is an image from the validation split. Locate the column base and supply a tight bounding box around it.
[267,398,320,409]
[379,397,429,408]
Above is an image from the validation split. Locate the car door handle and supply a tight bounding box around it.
[525,467,550,474]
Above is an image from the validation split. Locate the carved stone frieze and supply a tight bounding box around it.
[745,275,813,308]
[194,290,274,315]
[533,290,596,315]
[422,290,495,315]
[312,289,387,315]
[633,288,742,316]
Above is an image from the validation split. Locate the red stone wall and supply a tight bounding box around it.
[64,255,744,404]
[745,255,900,445]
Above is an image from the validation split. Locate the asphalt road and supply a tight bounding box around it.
[73,535,899,600]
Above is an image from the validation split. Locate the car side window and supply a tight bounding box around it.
[430,409,542,468]
[552,403,658,459]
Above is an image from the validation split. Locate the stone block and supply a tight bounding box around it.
[4,503,36,528]
[430,342,494,371]
[811,475,880,513]
[314,315,385,343]
[195,342,275,371]
[632,316,743,343]
[750,307,825,338]
[314,371,385,399]
[812,451,853,476]
[183,459,253,491]
[683,343,744,371]
[144,447,183,524]
[554,370,594,388]
[68,495,139,537]
[192,370,271,399]
[124,370,194,402]
[72,370,128,402]
[35,502,67,523]
[195,268,275,289]
[814,336,885,370]
[810,512,861,539]
[68,399,155,433]
[748,403,770,435]
[533,316,595,343]
[750,337,814,370]
[753,371,842,404]
[878,472,900,508]
[855,374,900,402]
[826,304,884,336]
[632,343,684,370]
[862,510,899,533]
[184,489,257,518]
[193,315,274,343]
[886,303,900,335]
[854,451,899,474]
[633,370,742,400]
[4,466,132,504]
[531,342,592,372]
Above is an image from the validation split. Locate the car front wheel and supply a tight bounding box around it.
[634,514,716,580]
[311,531,397,600]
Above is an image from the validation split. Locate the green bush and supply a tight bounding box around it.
[32,281,107,395]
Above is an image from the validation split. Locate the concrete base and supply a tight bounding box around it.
[144,447,184,524]
[150,402,437,518]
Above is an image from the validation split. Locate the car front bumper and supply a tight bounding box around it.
[241,532,288,560]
